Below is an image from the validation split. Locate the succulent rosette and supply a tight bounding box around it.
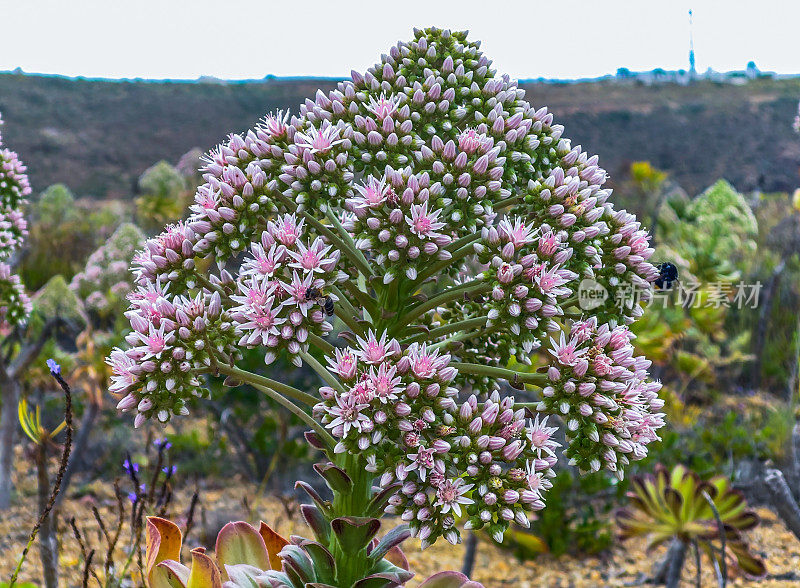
[108,27,665,586]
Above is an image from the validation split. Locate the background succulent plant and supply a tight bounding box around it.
[616,464,765,584]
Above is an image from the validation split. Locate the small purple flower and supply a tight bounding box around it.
[162,465,177,476]
[153,438,172,451]
[46,358,60,375]
[122,458,139,475]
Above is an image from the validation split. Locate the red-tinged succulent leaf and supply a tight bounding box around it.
[727,511,760,531]
[146,517,184,586]
[625,494,651,516]
[417,571,485,588]
[663,488,683,519]
[353,570,415,588]
[629,476,659,514]
[187,548,222,588]
[258,522,289,571]
[331,517,382,554]
[279,544,315,583]
[294,481,331,514]
[385,545,410,571]
[153,560,191,588]
[304,431,329,451]
[216,521,270,574]
[300,504,331,543]
[727,540,767,577]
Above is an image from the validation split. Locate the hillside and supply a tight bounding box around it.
[1,72,799,198]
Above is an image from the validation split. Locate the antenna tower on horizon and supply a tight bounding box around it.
[689,9,696,75]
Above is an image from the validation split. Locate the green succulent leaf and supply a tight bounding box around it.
[368,525,411,563]
[331,517,382,554]
[295,482,332,516]
[297,540,335,584]
[617,464,764,578]
[365,483,402,518]
[278,544,316,585]
[223,564,266,588]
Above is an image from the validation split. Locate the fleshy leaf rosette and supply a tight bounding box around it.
[108,27,665,553]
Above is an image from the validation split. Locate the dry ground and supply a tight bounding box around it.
[2,458,800,587]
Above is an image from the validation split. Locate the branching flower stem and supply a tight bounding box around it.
[336,281,378,319]
[298,349,347,394]
[401,316,489,345]
[215,364,335,451]
[324,206,373,279]
[390,280,492,335]
[215,363,318,407]
[412,237,484,287]
[307,332,335,355]
[450,362,548,385]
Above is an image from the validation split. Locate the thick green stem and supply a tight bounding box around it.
[328,452,374,586]
[338,281,378,319]
[307,332,335,355]
[412,238,482,287]
[324,207,374,279]
[194,272,229,301]
[335,306,367,338]
[329,285,361,322]
[429,325,498,350]
[446,231,485,254]
[493,195,522,209]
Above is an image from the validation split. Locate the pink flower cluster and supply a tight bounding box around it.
[0,113,31,332]
[317,331,556,546]
[538,317,665,477]
[466,217,577,370]
[230,213,342,366]
[109,282,238,426]
[133,221,198,293]
[510,141,658,323]
[345,171,453,284]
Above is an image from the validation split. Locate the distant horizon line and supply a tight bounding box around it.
[2,66,799,86]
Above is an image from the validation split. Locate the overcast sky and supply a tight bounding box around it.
[0,0,796,81]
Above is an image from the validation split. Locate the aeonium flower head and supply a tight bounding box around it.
[105,27,667,555]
